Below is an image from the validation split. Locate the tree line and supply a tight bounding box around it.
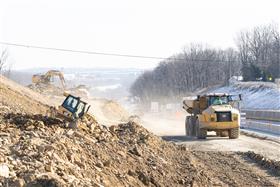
[237,24,279,81]
[130,23,279,103]
[0,48,13,77]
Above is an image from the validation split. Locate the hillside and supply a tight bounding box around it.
[208,81,280,110]
[0,75,52,114]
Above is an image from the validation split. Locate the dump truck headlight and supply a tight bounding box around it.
[210,114,216,122]
[233,115,238,121]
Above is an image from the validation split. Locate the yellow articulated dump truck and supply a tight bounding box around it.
[182,93,242,139]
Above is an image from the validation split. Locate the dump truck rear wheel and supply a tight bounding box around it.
[191,116,198,136]
[185,116,189,136]
[229,128,239,139]
[190,116,196,136]
[185,116,193,136]
[196,120,207,139]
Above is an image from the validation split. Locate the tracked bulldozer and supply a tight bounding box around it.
[32,70,66,89]
[47,93,96,128]
[182,93,242,139]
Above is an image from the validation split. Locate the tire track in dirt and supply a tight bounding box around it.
[191,151,280,186]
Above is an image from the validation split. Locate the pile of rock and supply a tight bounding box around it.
[0,112,211,187]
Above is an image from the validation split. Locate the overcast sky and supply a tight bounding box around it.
[0,0,279,70]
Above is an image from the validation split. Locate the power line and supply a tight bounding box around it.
[0,41,239,63]
[0,41,171,60]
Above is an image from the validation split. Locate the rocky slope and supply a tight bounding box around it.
[0,76,51,114]
[0,112,212,186]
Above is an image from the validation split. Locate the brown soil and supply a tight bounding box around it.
[0,75,50,114]
[191,151,279,186]
[0,114,212,186]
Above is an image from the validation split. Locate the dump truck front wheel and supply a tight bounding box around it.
[229,128,239,139]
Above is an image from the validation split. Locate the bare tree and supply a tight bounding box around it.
[236,23,280,81]
[131,23,279,104]
[0,48,9,73]
[130,43,241,103]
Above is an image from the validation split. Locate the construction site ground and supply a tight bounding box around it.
[0,75,279,186]
[142,114,280,161]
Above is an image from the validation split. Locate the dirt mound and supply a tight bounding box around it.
[1,112,279,186]
[27,83,129,125]
[101,100,130,122]
[0,75,51,114]
[0,112,213,187]
[87,98,131,125]
[111,122,211,186]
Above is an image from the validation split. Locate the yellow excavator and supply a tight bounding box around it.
[32,70,66,89]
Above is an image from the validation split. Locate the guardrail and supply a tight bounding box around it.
[242,110,280,122]
[241,120,280,135]
[240,112,246,127]
[240,111,280,135]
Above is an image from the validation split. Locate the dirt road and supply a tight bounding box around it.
[142,113,280,161]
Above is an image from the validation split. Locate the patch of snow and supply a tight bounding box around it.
[208,82,280,110]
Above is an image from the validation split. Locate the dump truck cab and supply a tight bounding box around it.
[183,93,241,139]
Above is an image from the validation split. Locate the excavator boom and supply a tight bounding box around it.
[32,70,66,89]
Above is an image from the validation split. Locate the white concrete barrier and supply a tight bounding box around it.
[242,120,280,135]
[242,110,280,122]
[240,113,246,128]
